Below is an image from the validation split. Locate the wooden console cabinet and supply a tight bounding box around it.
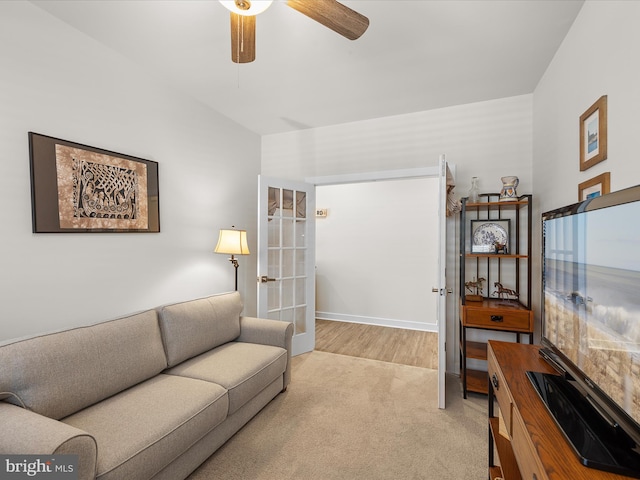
[487,340,636,480]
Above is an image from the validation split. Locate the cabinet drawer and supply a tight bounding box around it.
[512,408,549,480]
[463,307,532,332]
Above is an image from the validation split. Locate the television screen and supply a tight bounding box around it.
[542,186,640,438]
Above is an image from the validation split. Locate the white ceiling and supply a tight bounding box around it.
[31,0,584,136]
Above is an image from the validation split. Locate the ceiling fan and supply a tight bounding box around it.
[219,0,370,63]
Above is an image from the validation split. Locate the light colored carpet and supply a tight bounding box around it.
[187,351,487,480]
[189,351,487,480]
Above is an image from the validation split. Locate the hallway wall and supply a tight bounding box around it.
[316,177,439,331]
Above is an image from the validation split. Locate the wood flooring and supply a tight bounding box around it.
[314,319,438,369]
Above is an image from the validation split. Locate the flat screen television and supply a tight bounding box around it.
[536,184,640,478]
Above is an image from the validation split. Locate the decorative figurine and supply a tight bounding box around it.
[494,241,508,254]
[464,277,485,302]
[492,281,518,300]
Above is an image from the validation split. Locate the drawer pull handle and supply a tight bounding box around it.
[490,315,504,322]
[491,373,499,390]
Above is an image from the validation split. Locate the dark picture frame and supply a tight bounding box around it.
[470,219,510,254]
[580,95,608,171]
[29,132,160,233]
[578,172,611,202]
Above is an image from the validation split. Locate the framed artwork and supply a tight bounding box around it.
[578,172,610,202]
[579,95,608,171]
[29,132,160,233]
[470,219,510,254]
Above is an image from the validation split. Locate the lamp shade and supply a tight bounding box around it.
[215,229,250,255]
[219,0,273,16]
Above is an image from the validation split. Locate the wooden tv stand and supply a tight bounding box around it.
[487,340,636,480]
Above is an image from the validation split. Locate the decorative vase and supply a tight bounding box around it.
[468,177,480,203]
[499,176,519,202]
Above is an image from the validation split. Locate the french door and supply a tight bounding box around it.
[437,155,448,409]
[257,176,316,356]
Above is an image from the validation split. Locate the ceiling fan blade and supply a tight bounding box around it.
[286,0,369,40]
[230,12,256,63]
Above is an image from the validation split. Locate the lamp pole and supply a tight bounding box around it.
[229,255,239,291]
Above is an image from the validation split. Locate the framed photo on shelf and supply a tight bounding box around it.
[470,219,510,254]
[578,172,610,202]
[580,95,608,171]
[29,132,160,233]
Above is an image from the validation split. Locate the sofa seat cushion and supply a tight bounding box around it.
[61,374,228,480]
[165,342,287,415]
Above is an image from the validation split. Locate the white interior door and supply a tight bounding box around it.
[437,155,448,409]
[257,176,316,356]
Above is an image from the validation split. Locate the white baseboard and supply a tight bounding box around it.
[315,311,438,333]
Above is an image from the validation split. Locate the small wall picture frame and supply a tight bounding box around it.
[578,172,610,202]
[470,219,510,254]
[580,95,608,171]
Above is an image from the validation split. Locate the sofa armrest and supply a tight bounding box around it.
[0,402,97,480]
[237,316,294,388]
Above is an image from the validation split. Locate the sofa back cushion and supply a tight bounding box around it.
[0,309,167,420]
[158,292,243,367]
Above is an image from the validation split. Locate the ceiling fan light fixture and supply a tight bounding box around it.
[220,0,274,16]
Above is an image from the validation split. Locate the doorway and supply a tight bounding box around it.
[315,177,440,336]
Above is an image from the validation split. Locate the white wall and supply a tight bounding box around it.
[0,2,260,341]
[532,0,640,329]
[316,178,439,331]
[262,94,533,194]
[262,95,534,372]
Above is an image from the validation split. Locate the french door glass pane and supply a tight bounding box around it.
[281,308,293,323]
[283,219,294,248]
[296,219,306,247]
[282,249,294,277]
[282,278,294,308]
[283,190,294,218]
[296,277,306,305]
[296,249,305,275]
[268,281,280,310]
[296,191,306,218]
[295,307,306,334]
[268,218,280,246]
[268,249,279,279]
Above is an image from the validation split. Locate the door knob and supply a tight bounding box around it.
[432,288,453,294]
[259,276,276,283]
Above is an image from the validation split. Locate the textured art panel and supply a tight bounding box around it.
[29,132,159,233]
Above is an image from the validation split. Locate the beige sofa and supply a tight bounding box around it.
[0,292,293,480]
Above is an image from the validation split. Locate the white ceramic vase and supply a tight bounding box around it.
[499,176,519,202]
